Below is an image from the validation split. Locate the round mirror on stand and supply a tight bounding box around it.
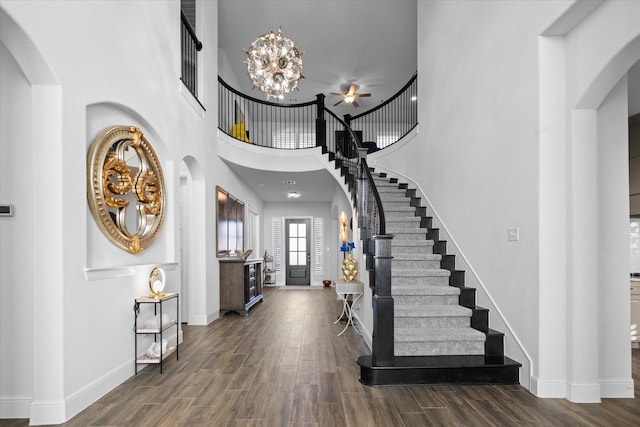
[148,266,166,297]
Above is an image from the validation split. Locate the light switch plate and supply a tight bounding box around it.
[0,204,14,217]
[508,227,519,241]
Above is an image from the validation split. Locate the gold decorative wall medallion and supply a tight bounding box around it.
[87,126,165,254]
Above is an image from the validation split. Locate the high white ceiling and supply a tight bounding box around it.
[218,0,417,115]
[217,2,640,204]
[217,0,417,203]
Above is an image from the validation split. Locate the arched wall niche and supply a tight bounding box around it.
[85,102,174,269]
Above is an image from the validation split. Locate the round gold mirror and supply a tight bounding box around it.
[87,126,165,254]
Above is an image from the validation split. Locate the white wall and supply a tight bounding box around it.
[0,39,34,418]
[0,0,260,423]
[596,76,632,397]
[388,0,638,401]
[376,0,571,389]
[3,1,639,423]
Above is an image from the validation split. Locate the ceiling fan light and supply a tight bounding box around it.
[344,95,355,104]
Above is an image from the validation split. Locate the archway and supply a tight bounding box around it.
[0,6,64,423]
[537,1,640,402]
[180,156,208,325]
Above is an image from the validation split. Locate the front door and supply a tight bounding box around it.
[285,218,310,286]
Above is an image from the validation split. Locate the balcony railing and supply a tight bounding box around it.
[181,10,203,100]
[347,73,417,151]
[218,74,417,151]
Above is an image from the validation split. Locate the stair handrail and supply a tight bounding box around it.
[324,108,395,366]
[322,108,386,238]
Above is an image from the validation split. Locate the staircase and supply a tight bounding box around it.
[378,175,487,357]
[350,170,521,386]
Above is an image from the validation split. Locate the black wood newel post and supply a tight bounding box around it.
[356,148,369,230]
[372,234,394,366]
[315,94,326,149]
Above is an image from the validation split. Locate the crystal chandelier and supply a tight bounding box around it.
[243,27,303,99]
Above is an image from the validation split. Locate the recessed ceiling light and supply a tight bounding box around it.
[283,180,296,185]
[411,95,417,101]
[287,191,301,198]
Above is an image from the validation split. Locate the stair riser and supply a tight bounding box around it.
[380,195,411,203]
[392,276,449,286]
[393,260,441,269]
[386,212,418,219]
[393,295,459,305]
[389,232,428,240]
[386,218,421,227]
[395,316,470,328]
[377,188,405,195]
[382,201,412,209]
[387,224,424,232]
[395,341,485,357]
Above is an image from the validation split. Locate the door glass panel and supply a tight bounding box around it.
[288,225,307,266]
[285,218,311,285]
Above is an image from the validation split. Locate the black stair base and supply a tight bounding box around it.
[357,354,521,386]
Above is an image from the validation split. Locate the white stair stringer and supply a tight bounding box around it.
[378,175,486,357]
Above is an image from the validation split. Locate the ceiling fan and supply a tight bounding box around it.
[331,84,371,107]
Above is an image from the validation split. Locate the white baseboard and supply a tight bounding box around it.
[567,381,602,403]
[62,359,132,424]
[600,378,635,398]
[28,398,66,425]
[530,376,566,398]
[0,395,31,420]
[351,311,372,350]
[188,314,210,325]
[2,361,133,425]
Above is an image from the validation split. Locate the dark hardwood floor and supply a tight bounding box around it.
[2,286,639,426]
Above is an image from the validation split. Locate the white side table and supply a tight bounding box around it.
[334,279,364,336]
